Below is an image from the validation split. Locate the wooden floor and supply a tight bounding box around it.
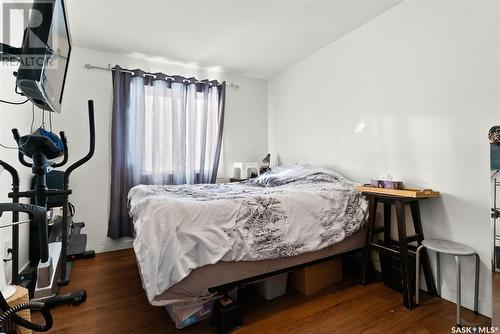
[39,249,489,333]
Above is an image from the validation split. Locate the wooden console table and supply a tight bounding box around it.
[357,186,439,310]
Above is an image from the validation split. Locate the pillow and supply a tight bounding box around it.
[246,164,353,187]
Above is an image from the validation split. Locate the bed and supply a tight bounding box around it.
[128,165,368,306]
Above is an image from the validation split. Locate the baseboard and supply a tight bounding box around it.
[10,261,31,285]
[440,284,492,318]
[371,257,491,317]
[89,238,133,254]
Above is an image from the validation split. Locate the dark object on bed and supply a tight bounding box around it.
[259,153,271,175]
[379,244,416,295]
[210,296,243,334]
[229,177,250,182]
[262,153,270,164]
[259,166,270,175]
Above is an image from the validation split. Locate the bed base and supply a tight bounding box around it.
[208,247,364,294]
[207,248,366,333]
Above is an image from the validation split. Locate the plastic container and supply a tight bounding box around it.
[379,246,415,294]
[165,295,221,329]
[254,273,288,300]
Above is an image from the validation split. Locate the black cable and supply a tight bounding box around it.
[1,79,28,105]
[31,104,35,133]
[69,202,75,216]
[0,96,34,149]
[0,104,36,150]
[0,99,29,105]
[0,104,35,150]
[0,143,17,150]
[0,300,52,332]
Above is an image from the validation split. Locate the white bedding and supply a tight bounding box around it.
[128,165,368,306]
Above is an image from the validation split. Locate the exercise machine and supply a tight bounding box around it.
[0,1,91,329]
[1,100,95,306]
[0,203,52,333]
[31,171,95,262]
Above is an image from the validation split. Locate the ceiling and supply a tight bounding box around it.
[66,0,403,79]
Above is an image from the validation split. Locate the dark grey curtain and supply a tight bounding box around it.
[213,79,226,183]
[108,66,134,239]
[107,66,226,239]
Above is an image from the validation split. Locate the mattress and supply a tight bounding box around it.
[128,165,368,306]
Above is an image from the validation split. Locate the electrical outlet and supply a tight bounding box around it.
[4,240,11,260]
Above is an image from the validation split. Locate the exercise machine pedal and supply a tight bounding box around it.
[68,250,95,262]
[43,289,87,308]
[67,221,95,261]
[67,233,87,257]
[83,250,96,259]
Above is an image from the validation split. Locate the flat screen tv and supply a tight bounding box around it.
[15,0,71,113]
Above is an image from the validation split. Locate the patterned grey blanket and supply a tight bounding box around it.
[128,165,368,305]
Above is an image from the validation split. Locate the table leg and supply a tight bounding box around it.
[410,201,438,296]
[455,256,462,326]
[396,200,414,309]
[361,197,377,285]
[474,253,479,314]
[436,252,441,296]
[383,203,391,244]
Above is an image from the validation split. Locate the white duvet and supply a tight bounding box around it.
[128,165,368,306]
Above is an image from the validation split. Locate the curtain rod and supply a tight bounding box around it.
[84,63,240,89]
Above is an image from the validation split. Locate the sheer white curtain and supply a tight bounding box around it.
[126,78,224,185]
[108,66,226,239]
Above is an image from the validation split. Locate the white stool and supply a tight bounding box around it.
[416,239,479,326]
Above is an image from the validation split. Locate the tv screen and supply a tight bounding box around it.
[15,0,71,113]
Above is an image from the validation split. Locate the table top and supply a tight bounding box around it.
[356,185,439,199]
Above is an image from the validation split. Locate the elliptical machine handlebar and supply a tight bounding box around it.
[11,100,94,175]
[11,129,69,169]
[11,129,32,168]
[59,100,95,285]
[52,132,68,168]
[0,161,19,190]
[64,100,95,184]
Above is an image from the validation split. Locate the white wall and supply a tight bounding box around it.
[268,0,499,316]
[54,47,267,253]
[0,5,36,282]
